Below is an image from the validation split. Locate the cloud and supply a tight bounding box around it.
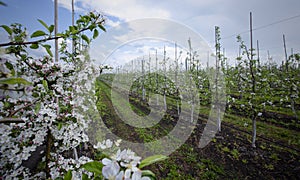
[105,18,121,28]
[57,0,171,21]
[90,18,212,68]
[56,0,300,66]
[53,0,85,13]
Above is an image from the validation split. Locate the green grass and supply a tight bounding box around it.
[96,77,300,179]
[223,113,300,150]
[98,78,300,150]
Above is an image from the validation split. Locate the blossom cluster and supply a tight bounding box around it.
[1,51,155,179]
[94,139,151,180]
[0,16,157,179]
[0,52,100,179]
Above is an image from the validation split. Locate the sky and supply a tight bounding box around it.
[1,0,300,69]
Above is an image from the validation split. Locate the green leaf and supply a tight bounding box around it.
[82,161,103,175]
[69,26,76,34]
[1,25,12,35]
[42,44,51,50]
[30,43,39,49]
[76,18,84,24]
[139,155,168,169]
[34,102,41,114]
[81,34,90,44]
[141,170,156,178]
[4,101,11,108]
[3,61,15,76]
[31,30,47,38]
[49,25,54,33]
[58,122,63,130]
[0,1,7,6]
[0,77,31,85]
[82,173,90,180]
[42,44,53,57]
[38,19,49,31]
[4,61,13,70]
[56,33,65,37]
[63,170,72,180]
[89,24,96,31]
[93,29,99,39]
[98,24,106,32]
[42,79,48,91]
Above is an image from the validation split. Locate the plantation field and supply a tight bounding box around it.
[1,2,300,179]
[94,67,300,179]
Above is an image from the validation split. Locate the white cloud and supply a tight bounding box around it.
[105,19,121,28]
[53,0,85,12]
[56,0,300,66]
[57,0,171,21]
[90,18,212,68]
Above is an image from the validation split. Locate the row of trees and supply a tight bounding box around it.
[106,13,299,149]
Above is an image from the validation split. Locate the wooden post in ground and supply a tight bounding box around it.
[257,40,260,68]
[250,12,257,148]
[283,34,288,71]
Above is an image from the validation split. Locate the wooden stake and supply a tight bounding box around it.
[250,12,256,148]
[72,0,75,54]
[267,50,271,70]
[283,34,288,71]
[188,38,192,71]
[257,40,260,67]
[250,12,253,61]
[207,51,209,69]
[175,42,178,84]
[54,0,58,62]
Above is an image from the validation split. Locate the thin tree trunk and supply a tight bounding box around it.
[156,50,159,106]
[190,102,194,123]
[163,93,167,111]
[142,57,145,101]
[283,34,288,72]
[177,100,180,116]
[72,0,75,54]
[45,0,58,178]
[215,26,221,132]
[252,116,257,148]
[45,129,53,178]
[250,12,257,148]
[163,46,167,110]
[257,40,260,68]
[71,0,80,159]
[54,0,58,62]
[217,108,221,132]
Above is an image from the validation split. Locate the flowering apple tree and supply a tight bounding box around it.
[0,11,162,179]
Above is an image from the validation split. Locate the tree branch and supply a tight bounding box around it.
[0,36,61,47]
[9,98,40,117]
[0,86,24,91]
[0,18,104,47]
[0,118,24,123]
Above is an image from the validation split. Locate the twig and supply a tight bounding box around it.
[0,18,104,47]
[9,98,40,117]
[0,86,24,91]
[0,36,61,47]
[0,118,24,123]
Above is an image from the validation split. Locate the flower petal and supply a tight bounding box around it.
[102,158,111,165]
[141,177,151,180]
[124,169,132,179]
[132,170,142,180]
[111,161,121,175]
[102,166,112,178]
[116,170,124,180]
